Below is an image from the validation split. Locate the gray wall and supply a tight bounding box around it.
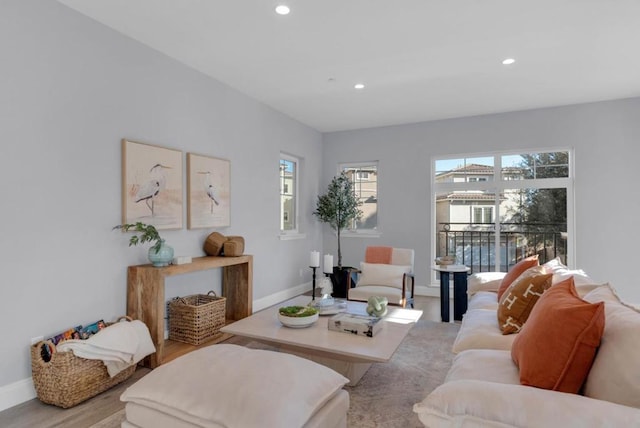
[323,97,640,303]
[0,0,322,389]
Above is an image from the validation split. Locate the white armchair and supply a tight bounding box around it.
[347,246,415,308]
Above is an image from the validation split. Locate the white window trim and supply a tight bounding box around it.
[279,232,307,241]
[280,152,300,237]
[430,147,575,285]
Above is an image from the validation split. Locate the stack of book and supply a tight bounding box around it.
[328,312,382,337]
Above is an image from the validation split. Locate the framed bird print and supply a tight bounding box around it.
[187,153,231,229]
[121,139,183,230]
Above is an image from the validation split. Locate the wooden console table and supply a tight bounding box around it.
[127,255,253,368]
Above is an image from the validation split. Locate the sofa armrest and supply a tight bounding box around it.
[467,272,506,296]
[414,380,640,428]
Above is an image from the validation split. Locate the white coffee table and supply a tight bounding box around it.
[220,295,423,385]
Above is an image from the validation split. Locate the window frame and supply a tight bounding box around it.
[339,161,381,238]
[279,153,301,237]
[431,148,574,282]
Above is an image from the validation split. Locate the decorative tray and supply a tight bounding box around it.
[311,299,347,316]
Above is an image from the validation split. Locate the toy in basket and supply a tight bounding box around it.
[168,290,226,345]
[30,316,137,409]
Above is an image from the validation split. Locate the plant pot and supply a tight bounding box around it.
[148,240,174,267]
[329,266,354,298]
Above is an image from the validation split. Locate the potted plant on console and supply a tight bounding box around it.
[313,172,362,298]
[114,222,174,267]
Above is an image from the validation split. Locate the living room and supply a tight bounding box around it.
[1,0,639,421]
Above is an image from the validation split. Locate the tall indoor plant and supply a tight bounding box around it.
[314,171,362,270]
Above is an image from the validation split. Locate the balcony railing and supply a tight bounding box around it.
[437,222,567,274]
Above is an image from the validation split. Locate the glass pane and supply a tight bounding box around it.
[435,190,497,272]
[502,152,569,180]
[280,159,296,231]
[501,187,567,268]
[435,157,495,183]
[343,165,377,230]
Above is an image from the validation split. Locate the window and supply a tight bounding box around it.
[433,150,572,274]
[473,207,493,223]
[340,162,378,232]
[280,154,298,234]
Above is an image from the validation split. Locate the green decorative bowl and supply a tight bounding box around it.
[278,306,319,328]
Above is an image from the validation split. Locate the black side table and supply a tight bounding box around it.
[432,265,470,322]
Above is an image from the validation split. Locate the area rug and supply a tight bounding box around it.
[91,320,459,428]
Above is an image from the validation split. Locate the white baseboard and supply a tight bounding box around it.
[0,377,36,412]
[415,285,441,297]
[253,281,311,312]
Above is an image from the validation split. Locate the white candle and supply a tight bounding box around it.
[323,254,334,274]
[310,251,320,267]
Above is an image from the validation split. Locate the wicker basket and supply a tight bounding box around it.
[30,316,137,408]
[168,291,226,345]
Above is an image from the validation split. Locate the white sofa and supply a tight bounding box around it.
[414,261,640,427]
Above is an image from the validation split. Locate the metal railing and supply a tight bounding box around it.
[437,222,567,274]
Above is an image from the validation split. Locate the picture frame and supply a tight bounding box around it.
[187,153,231,229]
[121,139,183,230]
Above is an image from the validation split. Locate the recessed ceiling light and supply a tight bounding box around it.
[502,58,516,65]
[275,5,290,15]
[354,83,365,90]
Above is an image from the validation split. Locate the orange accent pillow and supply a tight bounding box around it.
[511,277,605,393]
[497,266,553,334]
[365,246,393,264]
[497,255,539,300]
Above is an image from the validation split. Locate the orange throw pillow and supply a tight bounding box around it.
[511,277,605,393]
[497,255,539,300]
[497,266,553,334]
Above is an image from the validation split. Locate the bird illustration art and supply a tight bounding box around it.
[135,163,171,216]
[198,171,220,213]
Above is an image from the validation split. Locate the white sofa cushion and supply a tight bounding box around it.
[348,284,403,305]
[357,262,411,289]
[467,272,506,296]
[120,344,349,427]
[467,272,507,297]
[445,349,519,385]
[467,291,499,311]
[413,379,640,428]
[583,284,640,408]
[451,309,516,353]
[542,256,599,296]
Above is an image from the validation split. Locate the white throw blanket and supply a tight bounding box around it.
[57,320,156,377]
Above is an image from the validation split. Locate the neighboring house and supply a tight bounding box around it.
[435,163,522,231]
[343,167,378,230]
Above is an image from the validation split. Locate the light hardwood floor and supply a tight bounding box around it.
[0,295,449,428]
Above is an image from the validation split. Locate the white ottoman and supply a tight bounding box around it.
[120,344,350,428]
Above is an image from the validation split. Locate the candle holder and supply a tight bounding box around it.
[309,266,317,301]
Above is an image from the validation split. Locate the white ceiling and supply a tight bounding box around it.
[57,0,640,133]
